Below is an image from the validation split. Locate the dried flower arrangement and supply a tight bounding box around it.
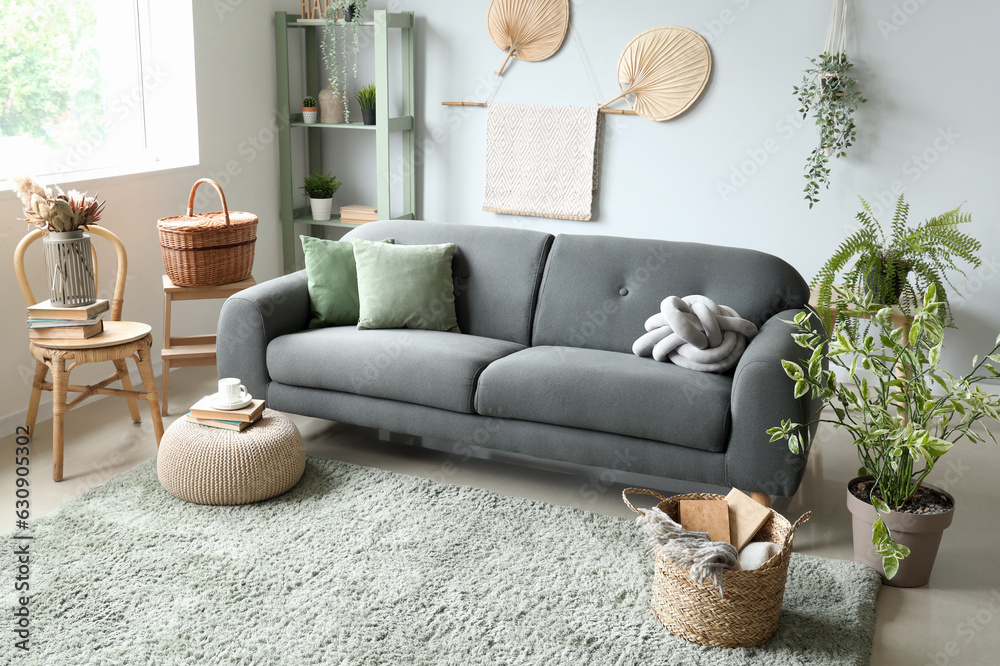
[13,175,106,233]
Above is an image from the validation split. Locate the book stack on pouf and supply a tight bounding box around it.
[27,299,109,340]
[186,395,265,431]
[339,204,378,225]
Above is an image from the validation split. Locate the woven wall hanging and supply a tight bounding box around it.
[600,26,712,121]
[487,0,570,75]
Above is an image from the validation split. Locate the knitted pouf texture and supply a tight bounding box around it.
[156,408,305,505]
[1,457,882,665]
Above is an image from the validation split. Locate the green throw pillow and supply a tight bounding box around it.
[300,235,394,328]
[351,238,461,333]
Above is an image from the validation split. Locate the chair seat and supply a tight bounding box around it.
[29,321,152,350]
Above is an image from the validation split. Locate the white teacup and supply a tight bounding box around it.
[218,378,249,405]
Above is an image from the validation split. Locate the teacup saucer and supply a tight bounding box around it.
[209,392,253,411]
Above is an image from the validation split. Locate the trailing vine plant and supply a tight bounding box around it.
[320,0,369,122]
[794,52,866,207]
[812,195,981,340]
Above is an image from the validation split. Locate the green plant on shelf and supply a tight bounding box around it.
[321,0,369,122]
[301,171,341,199]
[355,83,376,110]
[302,96,317,109]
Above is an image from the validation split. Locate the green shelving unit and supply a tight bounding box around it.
[274,10,416,273]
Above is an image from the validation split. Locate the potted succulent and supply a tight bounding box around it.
[768,285,1000,586]
[14,175,105,307]
[302,96,319,124]
[793,51,866,208]
[356,83,376,125]
[321,0,369,123]
[301,171,341,221]
[813,195,981,341]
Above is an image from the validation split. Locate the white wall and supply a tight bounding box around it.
[2,0,998,431]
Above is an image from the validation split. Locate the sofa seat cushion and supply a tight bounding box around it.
[474,346,731,452]
[267,327,524,414]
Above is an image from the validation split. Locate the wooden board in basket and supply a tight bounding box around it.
[623,488,810,649]
[158,179,257,287]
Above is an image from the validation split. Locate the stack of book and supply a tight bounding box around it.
[339,204,378,225]
[27,299,109,340]
[186,395,265,431]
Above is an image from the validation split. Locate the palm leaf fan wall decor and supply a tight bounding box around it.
[488,0,570,76]
[601,26,712,121]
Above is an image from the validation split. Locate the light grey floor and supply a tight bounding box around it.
[2,365,999,663]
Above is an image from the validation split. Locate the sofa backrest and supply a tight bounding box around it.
[531,234,809,354]
[343,220,553,346]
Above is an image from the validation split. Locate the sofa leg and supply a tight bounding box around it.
[749,491,772,508]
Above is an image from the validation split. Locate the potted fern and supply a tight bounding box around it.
[356,83,376,125]
[813,195,981,340]
[301,171,341,221]
[769,285,1000,586]
[794,52,866,208]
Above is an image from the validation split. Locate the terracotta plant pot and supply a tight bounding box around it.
[846,476,955,587]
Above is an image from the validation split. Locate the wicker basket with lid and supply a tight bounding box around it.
[158,178,257,287]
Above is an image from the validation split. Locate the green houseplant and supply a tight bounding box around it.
[301,96,318,124]
[356,83,376,125]
[768,285,1000,585]
[793,52,866,207]
[321,0,369,123]
[301,171,341,222]
[813,195,981,340]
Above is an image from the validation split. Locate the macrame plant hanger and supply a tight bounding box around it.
[825,0,849,56]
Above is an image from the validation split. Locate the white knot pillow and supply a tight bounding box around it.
[632,295,759,373]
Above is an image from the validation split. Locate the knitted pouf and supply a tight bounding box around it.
[156,409,305,505]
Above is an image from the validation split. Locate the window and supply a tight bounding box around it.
[0,0,198,184]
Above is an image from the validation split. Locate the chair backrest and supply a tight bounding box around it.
[14,226,129,321]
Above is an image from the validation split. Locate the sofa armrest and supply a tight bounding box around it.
[726,308,824,496]
[217,271,311,401]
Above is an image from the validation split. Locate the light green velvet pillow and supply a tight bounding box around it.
[300,235,393,328]
[351,238,461,332]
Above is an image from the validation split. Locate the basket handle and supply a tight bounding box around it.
[622,488,669,515]
[186,178,231,227]
[781,511,812,550]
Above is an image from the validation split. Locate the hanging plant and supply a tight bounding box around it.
[794,0,866,208]
[320,0,369,123]
[794,52,866,208]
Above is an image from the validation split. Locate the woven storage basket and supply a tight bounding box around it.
[623,488,810,648]
[157,178,257,287]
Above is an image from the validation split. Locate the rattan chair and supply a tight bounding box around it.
[15,226,164,481]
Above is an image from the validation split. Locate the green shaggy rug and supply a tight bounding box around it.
[3,458,880,665]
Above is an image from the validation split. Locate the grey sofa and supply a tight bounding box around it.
[217,220,820,497]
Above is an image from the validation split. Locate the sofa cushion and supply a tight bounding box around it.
[267,327,524,414]
[352,239,461,332]
[342,220,553,346]
[300,235,393,328]
[532,234,809,354]
[474,346,731,452]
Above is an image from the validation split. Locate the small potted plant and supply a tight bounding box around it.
[302,96,319,124]
[768,285,1000,586]
[813,195,981,341]
[793,51,866,208]
[14,175,105,307]
[301,171,341,221]
[356,83,376,125]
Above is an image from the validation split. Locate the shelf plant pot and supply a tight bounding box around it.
[309,197,334,221]
[846,476,955,587]
[302,107,318,124]
[361,109,376,125]
[43,230,97,307]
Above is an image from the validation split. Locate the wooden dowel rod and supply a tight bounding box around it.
[439,102,636,115]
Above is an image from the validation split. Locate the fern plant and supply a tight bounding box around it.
[813,195,981,339]
[794,52,866,208]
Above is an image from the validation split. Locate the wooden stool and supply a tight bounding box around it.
[160,275,255,415]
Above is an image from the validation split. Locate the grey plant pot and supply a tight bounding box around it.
[361,108,376,126]
[846,476,955,587]
[43,230,97,307]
